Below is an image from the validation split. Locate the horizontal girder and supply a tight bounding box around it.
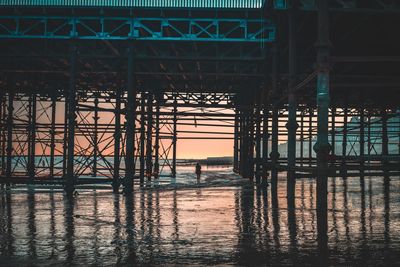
[0,15,275,42]
[0,0,266,9]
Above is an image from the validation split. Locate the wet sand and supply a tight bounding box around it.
[1,170,400,266]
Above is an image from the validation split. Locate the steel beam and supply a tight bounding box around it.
[248,111,255,180]
[65,41,77,195]
[270,44,279,189]
[0,93,5,176]
[6,92,14,188]
[331,108,336,158]
[49,96,57,178]
[92,97,99,177]
[233,110,239,173]
[113,87,121,192]
[300,112,304,167]
[0,15,275,43]
[313,0,330,259]
[62,98,68,178]
[171,97,178,178]
[359,106,365,176]
[342,106,348,175]
[27,94,37,181]
[255,108,261,184]
[154,103,160,180]
[286,6,298,202]
[381,109,388,167]
[139,94,146,185]
[309,108,313,167]
[145,93,154,182]
[124,42,136,193]
[262,108,269,183]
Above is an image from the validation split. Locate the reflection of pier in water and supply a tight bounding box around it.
[1,174,399,265]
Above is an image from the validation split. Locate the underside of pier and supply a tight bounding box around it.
[0,0,399,198]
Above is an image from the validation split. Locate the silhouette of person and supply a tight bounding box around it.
[195,162,202,181]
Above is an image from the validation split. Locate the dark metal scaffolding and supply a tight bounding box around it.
[0,1,399,198]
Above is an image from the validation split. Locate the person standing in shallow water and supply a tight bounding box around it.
[195,162,202,181]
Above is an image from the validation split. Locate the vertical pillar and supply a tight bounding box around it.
[287,6,298,202]
[342,106,348,174]
[359,106,365,176]
[92,96,99,177]
[313,0,330,259]
[381,109,388,168]
[0,94,5,176]
[28,94,37,181]
[242,112,249,177]
[367,112,371,165]
[248,110,255,179]
[65,41,78,195]
[331,107,336,159]
[139,93,146,184]
[262,108,269,182]
[171,96,177,178]
[145,93,154,181]
[309,108,313,167]
[113,87,121,192]
[62,97,68,177]
[6,92,14,186]
[300,111,304,167]
[233,110,239,173]
[49,96,57,178]
[239,110,245,175]
[124,42,136,193]
[255,107,262,184]
[270,43,280,189]
[154,103,160,179]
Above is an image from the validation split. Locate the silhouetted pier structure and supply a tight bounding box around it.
[0,1,399,243]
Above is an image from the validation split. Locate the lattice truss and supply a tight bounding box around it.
[9,94,29,176]
[73,91,126,179]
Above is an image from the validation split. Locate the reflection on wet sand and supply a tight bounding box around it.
[1,175,400,265]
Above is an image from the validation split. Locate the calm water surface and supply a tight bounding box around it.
[0,171,400,266]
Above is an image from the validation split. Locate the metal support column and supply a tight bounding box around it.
[6,92,14,187]
[0,94,5,176]
[171,97,178,178]
[248,110,255,180]
[113,87,121,192]
[270,44,280,189]
[145,93,154,182]
[233,110,239,173]
[360,107,365,176]
[255,107,262,184]
[287,6,298,201]
[313,0,330,258]
[239,110,245,175]
[139,93,146,185]
[367,113,371,166]
[62,97,68,178]
[28,94,37,181]
[124,42,136,193]
[65,41,77,195]
[381,109,388,168]
[342,106,348,175]
[92,96,99,177]
[309,108,313,167]
[49,96,57,178]
[300,111,304,167]
[331,107,336,160]
[154,103,160,180]
[262,108,269,183]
